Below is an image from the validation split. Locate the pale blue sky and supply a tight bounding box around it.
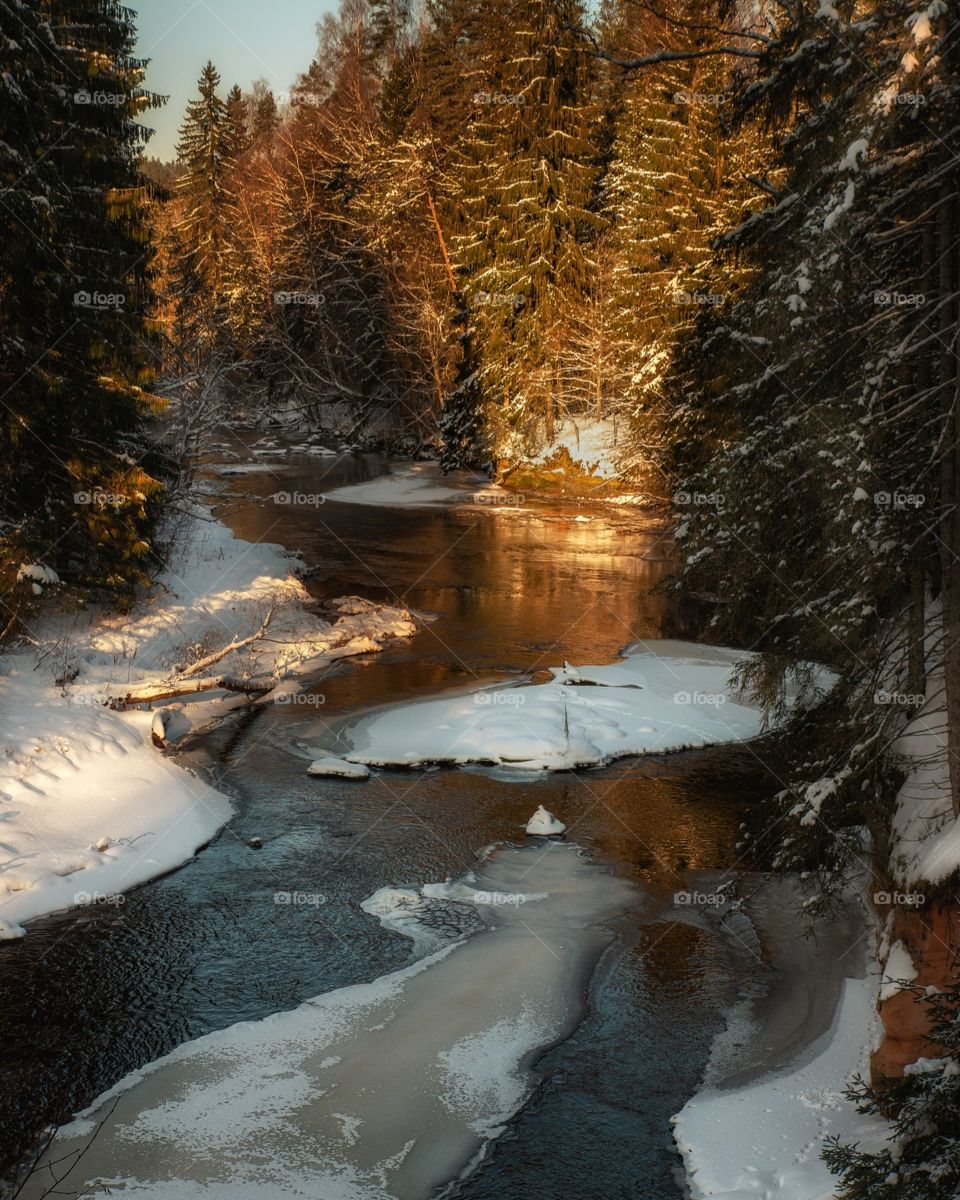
[130,0,337,160]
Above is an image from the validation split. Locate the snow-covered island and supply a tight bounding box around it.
[315,641,833,773]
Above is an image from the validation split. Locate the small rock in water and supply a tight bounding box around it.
[526,805,566,836]
[248,837,263,850]
[307,756,371,780]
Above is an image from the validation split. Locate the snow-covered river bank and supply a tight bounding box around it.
[1,436,882,1199]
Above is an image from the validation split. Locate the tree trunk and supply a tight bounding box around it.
[937,184,960,814]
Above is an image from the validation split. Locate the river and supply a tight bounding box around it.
[0,436,779,1198]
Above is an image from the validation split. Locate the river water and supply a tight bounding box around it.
[0,438,777,1198]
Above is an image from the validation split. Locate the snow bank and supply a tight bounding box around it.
[329,640,830,773]
[502,415,621,480]
[673,973,885,1200]
[0,510,419,933]
[19,842,638,1200]
[307,756,371,780]
[325,462,518,509]
[889,664,960,886]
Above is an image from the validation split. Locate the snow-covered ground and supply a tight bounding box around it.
[316,641,831,773]
[501,415,622,480]
[325,461,522,509]
[674,975,885,1200]
[0,511,419,938]
[18,840,639,1200]
[673,882,888,1200]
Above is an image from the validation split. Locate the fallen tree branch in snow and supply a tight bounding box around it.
[175,602,277,677]
[109,674,276,710]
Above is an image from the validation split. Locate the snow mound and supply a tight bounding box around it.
[526,806,566,835]
[307,757,370,780]
[327,641,831,773]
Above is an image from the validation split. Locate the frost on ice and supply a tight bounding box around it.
[19,841,638,1200]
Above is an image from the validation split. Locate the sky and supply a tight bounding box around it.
[129,0,337,161]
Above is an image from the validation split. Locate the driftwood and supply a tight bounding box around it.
[110,673,274,710]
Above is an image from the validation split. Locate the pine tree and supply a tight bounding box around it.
[439,299,491,469]
[251,85,280,141]
[224,83,250,158]
[668,0,960,903]
[172,61,230,357]
[451,0,603,449]
[1,0,165,601]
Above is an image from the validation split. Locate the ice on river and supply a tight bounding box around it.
[19,842,638,1200]
[326,640,830,773]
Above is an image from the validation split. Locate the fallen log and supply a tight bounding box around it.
[109,674,275,710]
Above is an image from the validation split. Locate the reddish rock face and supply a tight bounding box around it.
[871,896,960,1081]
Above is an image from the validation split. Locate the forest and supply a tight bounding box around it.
[1,1,960,1198]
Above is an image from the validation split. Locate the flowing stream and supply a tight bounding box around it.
[0,436,778,1198]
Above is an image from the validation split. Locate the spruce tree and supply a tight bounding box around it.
[451,0,603,449]
[1,0,164,599]
[173,61,230,357]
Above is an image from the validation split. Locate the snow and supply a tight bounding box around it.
[16,563,60,585]
[307,756,371,780]
[325,462,511,509]
[879,939,918,1002]
[20,841,638,1200]
[325,641,831,773]
[673,973,886,1200]
[508,416,620,480]
[889,633,960,886]
[526,805,566,835]
[0,509,419,933]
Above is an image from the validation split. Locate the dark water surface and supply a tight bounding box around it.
[0,437,774,1197]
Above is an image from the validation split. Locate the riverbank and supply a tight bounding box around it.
[673,880,888,1199]
[0,507,419,938]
